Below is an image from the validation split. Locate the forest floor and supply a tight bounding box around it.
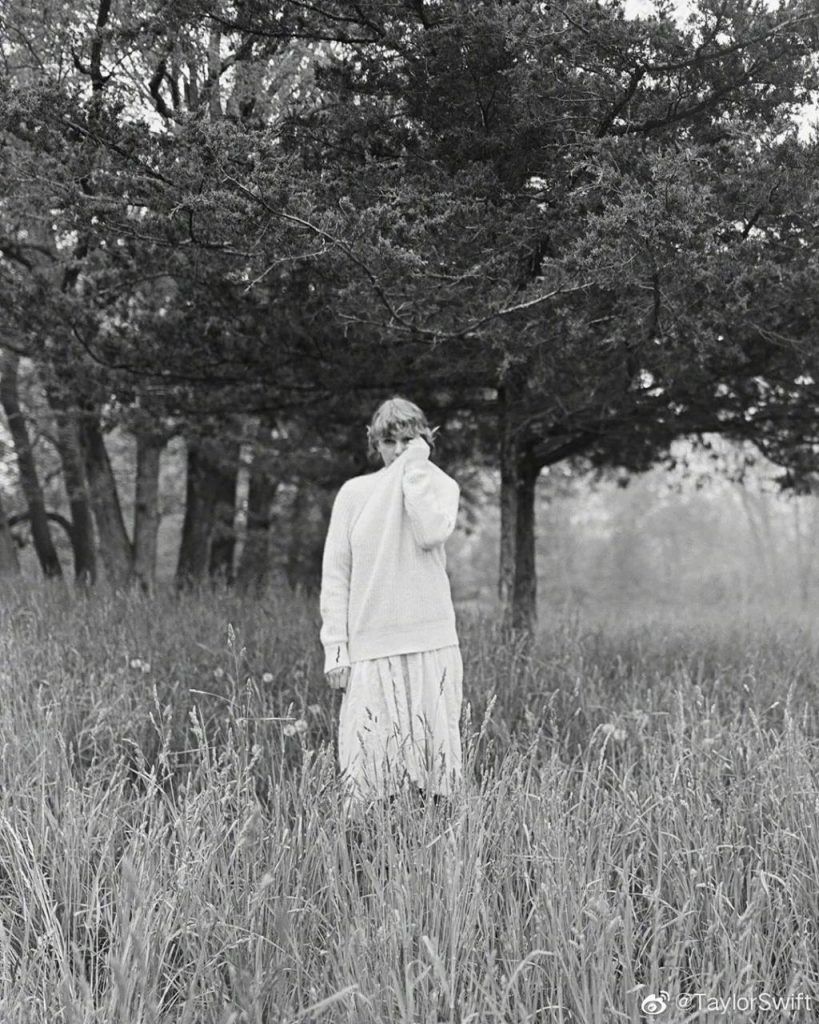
[1,583,817,1023]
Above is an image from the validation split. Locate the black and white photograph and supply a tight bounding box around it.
[1,0,819,1021]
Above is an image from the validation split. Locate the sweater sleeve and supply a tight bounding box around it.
[319,484,353,673]
[402,461,459,550]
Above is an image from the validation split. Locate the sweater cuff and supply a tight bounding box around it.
[323,642,351,674]
[404,437,430,462]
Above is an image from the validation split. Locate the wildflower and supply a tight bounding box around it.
[612,728,627,742]
[129,658,143,670]
[213,667,225,680]
[283,724,296,737]
[307,703,321,716]
[294,719,308,734]
[262,672,274,684]
[140,662,151,674]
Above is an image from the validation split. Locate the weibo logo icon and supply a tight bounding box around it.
[640,991,669,1015]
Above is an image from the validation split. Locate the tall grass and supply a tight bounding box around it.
[1,582,818,1022]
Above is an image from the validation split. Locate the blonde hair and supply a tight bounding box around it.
[365,396,437,463]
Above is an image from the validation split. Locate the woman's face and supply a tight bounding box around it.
[376,429,416,467]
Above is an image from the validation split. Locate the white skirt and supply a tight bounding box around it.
[337,645,463,810]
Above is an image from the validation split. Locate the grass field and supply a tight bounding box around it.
[1,583,818,1023]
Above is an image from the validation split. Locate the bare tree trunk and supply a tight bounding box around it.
[208,440,240,582]
[133,431,164,591]
[177,438,238,587]
[499,450,539,635]
[284,481,311,589]
[0,350,63,578]
[79,406,133,587]
[61,423,97,586]
[0,490,20,576]
[237,446,279,590]
[498,371,539,636]
[177,441,212,586]
[46,391,97,585]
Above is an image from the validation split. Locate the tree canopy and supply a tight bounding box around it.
[0,0,818,626]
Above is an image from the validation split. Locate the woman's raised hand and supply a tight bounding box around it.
[326,665,350,690]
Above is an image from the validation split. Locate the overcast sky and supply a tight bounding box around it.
[621,0,818,135]
[623,0,689,18]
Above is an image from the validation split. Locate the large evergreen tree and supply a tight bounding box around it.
[1,0,818,629]
[262,0,819,629]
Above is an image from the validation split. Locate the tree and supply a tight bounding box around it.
[0,350,63,577]
[2,0,818,639]
[0,0,322,584]
[257,0,819,631]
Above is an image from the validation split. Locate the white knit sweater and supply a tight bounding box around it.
[319,439,460,673]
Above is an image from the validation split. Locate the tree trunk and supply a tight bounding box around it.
[79,406,133,587]
[498,372,539,636]
[177,441,212,586]
[0,350,63,578]
[0,490,21,576]
[177,437,237,587]
[208,441,239,582]
[47,395,97,585]
[237,450,279,590]
[499,448,539,635]
[285,481,310,589]
[133,431,164,591]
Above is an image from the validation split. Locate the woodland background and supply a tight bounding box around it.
[5,425,819,622]
[1,0,819,629]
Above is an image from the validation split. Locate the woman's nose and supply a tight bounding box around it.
[395,440,407,455]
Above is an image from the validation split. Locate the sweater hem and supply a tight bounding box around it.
[349,622,458,664]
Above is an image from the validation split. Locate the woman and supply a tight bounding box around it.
[319,395,463,813]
